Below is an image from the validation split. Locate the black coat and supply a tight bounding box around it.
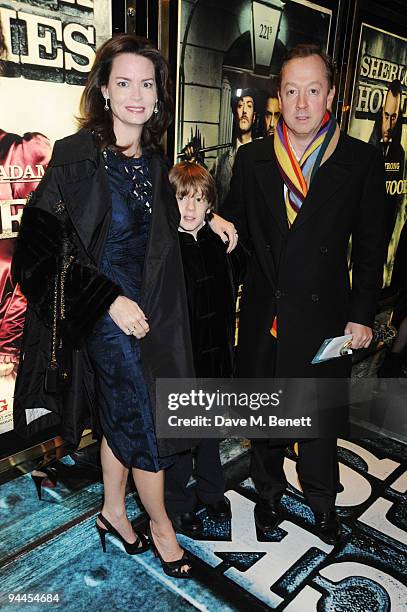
[222,132,387,378]
[12,130,195,456]
[179,224,246,378]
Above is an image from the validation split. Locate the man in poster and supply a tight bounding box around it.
[222,44,386,545]
[368,79,405,253]
[263,83,280,137]
[214,89,257,206]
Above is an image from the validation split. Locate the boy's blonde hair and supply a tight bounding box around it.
[169,161,217,210]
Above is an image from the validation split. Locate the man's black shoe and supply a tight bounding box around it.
[172,512,202,534]
[206,497,231,521]
[254,500,281,532]
[314,511,342,545]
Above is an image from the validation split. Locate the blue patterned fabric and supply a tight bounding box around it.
[87,148,171,471]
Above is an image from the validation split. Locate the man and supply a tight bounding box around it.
[369,80,405,253]
[369,79,402,148]
[264,88,280,137]
[214,89,257,206]
[222,44,386,545]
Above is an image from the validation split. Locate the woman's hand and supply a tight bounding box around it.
[108,296,150,338]
[208,213,238,253]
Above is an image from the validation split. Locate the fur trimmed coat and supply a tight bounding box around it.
[12,130,195,455]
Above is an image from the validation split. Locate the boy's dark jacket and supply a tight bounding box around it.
[179,224,246,379]
[12,129,195,456]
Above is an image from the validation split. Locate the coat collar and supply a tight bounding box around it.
[253,137,289,237]
[253,132,353,234]
[55,131,167,256]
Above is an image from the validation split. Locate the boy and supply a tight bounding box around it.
[165,161,243,533]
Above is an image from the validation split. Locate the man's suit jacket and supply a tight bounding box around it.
[222,132,386,378]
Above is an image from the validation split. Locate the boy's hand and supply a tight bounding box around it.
[208,213,238,252]
[108,296,150,338]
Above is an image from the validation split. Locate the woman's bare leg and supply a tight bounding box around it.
[97,436,137,543]
[132,467,190,572]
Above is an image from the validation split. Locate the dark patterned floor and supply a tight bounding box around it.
[0,436,405,611]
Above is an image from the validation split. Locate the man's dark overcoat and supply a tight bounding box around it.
[222,132,386,380]
[12,130,195,456]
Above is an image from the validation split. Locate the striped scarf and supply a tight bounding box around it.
[270,111,340,338]
[274,111,339,227]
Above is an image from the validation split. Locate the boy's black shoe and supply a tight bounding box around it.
[206,497,231,521]
[254,499,281,532]
[172,512,202,534]
[314,511,342,545]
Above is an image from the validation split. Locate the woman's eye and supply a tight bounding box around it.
[117,81,128,87]
[143,81,153,88]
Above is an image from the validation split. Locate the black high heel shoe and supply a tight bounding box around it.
[96,513,149,555]
[147,522,193,579]
[31,466,58,501]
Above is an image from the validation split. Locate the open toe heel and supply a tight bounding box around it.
[31,466,58,501]
[147,523,193,579]
[96,513,149,555]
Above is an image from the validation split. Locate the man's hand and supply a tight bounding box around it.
[109,296,150,338]
[344,322,373,349]
[208,213,238,253]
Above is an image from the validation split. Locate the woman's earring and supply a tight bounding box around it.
[153,100,159,114]
[104,97,109,111]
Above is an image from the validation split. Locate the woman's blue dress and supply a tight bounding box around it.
[86,148,170,471]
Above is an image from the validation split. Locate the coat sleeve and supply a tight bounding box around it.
[12,165,121,346]
[349,146,387,327]
[220,146,252,252]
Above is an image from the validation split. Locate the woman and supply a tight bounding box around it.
[12,34,236,578]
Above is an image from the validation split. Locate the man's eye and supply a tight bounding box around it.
[287,89,296,96]
[310,88,319,95]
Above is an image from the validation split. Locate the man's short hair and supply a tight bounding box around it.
[266,80,278,101]
[278,44,336,90]
[169,161,217,210]
[387,79,402,100]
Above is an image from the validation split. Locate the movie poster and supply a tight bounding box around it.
[348,23,407,288]
[0,0,112,435]
[175,0,332,206]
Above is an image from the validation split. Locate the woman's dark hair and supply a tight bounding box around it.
[78,34,173,154]
[278,44,336,91]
